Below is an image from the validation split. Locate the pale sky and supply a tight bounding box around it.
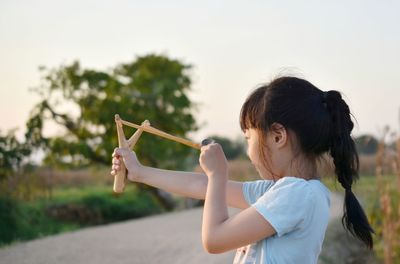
[1,0,399,143]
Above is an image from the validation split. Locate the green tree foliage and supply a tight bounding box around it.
[27,54,199,170]
[354,134,378,155]
[210,135,246,160]
[0,130,31,181]
[24,54,200,210]
[0,130,35,244]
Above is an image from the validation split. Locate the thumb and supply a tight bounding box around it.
[114,148,139,170]
[114,147,131,158]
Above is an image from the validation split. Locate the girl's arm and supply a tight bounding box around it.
[111,148,249,209]
[140,166,249,209]
[200,143,276,253]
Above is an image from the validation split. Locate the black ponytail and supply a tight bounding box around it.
[324,90,374,249]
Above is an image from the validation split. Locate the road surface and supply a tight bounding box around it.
[0,194,344,264]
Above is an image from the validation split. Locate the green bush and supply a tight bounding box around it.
[47,186,164,225]
[0,196,19,244]
[0,185,164,246]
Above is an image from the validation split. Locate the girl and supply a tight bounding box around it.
[111,76,374,263]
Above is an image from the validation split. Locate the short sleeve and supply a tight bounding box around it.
[242,180,275,205]
[252,177,313,237]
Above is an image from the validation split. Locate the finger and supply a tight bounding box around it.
[201,145,209,152]
[112,147,119,157]
[113,147,127,157]
[114,147,129,157]
[112,149,119,157]
[111,170,116,176]
[112,157,120,165]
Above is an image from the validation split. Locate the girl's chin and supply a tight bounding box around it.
[257,169,276,181]
[256,170,270,180]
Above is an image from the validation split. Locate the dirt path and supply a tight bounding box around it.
[0,193,348,264]
[0,207,236,264]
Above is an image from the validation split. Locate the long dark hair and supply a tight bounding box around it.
[239,76,374,249]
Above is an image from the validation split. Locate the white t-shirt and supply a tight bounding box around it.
[233,176,331,264]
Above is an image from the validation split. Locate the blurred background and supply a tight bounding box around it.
[0,1,399,263]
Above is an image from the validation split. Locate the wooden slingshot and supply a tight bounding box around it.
[113,114,202,193]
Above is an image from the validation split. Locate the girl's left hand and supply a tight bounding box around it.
[199,143,228,181]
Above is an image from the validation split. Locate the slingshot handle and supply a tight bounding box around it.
[114,115,129,193]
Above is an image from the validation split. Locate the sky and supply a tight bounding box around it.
[1,0,399,144]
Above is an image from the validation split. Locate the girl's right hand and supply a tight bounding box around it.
[111,148,143,182]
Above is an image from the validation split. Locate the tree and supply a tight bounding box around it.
[26,54,199,209]
[0,129,31,181]
[354,134,378,155]
[209,135,246,160]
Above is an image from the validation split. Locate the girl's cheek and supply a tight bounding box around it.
[249,154,261,169]
[247,147,255,163]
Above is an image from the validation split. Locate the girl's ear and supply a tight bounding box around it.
[270,122,288,148]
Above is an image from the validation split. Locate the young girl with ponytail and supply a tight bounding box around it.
[111,76,374,263]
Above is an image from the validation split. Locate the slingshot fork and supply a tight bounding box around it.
[113,114,150,193]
